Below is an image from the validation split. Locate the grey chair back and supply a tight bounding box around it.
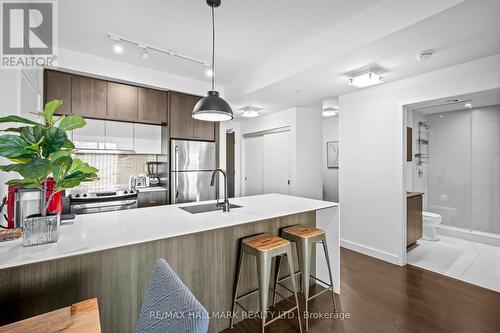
[136,259,209,333]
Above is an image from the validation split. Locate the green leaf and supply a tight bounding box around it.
[50,150,72,161]
[42,99,63,124]
[0,115,39,126]
[6,178,41,189]
[40,127,66,157]
[1,127,23,133]
[69,158,98,174]
[16,158,50,179]
[58,115,86,131]
[0,164,23,172]
[62,139,75,149]
[19,126,44,145]
[51,155,72,180]
[0,135,34,158]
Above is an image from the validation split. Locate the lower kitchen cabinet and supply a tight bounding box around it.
[138,190,167,208]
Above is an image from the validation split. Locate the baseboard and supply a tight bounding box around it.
[340,239,400,265]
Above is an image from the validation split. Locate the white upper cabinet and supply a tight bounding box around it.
[105,121,134,151]
[72,119,106,149]
[133,123,162,154]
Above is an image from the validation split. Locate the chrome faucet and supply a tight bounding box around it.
[210,168,230,212]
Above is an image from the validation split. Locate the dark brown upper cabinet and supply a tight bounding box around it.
[169,92,195,140]
[169,92,215,141]
[107,82,138,122]
[45,70,72,115]
[71,76,107,119]
[138,87,167,124]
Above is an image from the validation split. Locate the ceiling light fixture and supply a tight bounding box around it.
[140,46,149,60]
[240,106,263,118]
[192,0,233,122]
[322,107,339,117]
[205,67,213,77]
[465,103,472,108]
[416,49,434,61]
[107,33,208,70]
[348,72,383,88]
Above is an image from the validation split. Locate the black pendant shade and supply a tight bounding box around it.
[192,0,233,122]
[192,90,233,121]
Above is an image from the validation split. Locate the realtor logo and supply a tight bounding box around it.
[1,0,57,68]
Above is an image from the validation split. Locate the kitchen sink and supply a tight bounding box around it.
[180,203,242,214]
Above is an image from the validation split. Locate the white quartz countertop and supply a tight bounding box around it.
[0,194,337,269]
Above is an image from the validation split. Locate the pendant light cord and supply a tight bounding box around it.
[211,5,215,91]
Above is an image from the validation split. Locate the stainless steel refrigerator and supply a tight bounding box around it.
[170,140,216,204]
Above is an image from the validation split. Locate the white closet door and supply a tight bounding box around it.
[243,136,263,196]
[263,131,290,195]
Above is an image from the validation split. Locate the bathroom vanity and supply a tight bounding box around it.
[407,192,423,247]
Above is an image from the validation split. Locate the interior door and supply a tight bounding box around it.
[263,131,291,195]
[243,136,263,196]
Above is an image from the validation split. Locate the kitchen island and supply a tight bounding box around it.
[0,194,339,333]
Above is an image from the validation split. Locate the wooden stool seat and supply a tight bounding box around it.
[242,233,289,251]
[283,224,325,239]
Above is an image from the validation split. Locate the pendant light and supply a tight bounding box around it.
[192,0,233,122]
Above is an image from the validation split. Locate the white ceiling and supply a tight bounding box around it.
[58,0,500,118]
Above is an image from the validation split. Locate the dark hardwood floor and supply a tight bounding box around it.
[223,248,500,333]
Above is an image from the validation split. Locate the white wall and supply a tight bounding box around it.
[0,70,20,226]
[322,116,339,202]
[54,48,222,96]
[296,105,323,200]
[339,54,500,265]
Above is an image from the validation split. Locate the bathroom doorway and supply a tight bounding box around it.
[403,88,500,292]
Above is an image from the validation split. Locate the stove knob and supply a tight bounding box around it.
[74,194,80,198]
[82,193,88,198]
[124,190,128,194]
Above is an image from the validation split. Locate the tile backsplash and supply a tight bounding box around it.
[75,153,158,191]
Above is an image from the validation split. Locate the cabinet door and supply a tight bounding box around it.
[138,88,167,124]
[72,118,106,149]
[45,70,71,115]
[192,95,215,141]
[71,76,107,118]
[134,123,161,154]
[105,121,134,151]
[169,93,194,139]
[107,82,138,122]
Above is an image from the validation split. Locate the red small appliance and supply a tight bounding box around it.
[1,179,61,229]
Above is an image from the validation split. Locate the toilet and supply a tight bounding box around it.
[422,211,442,241]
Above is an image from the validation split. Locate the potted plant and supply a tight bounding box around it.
[0,99,98,246]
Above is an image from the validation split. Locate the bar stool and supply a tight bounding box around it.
[230,233,303,333]
[273,224,337,331]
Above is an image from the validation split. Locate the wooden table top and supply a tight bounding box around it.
[0,298,101,333]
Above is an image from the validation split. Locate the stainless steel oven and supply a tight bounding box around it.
[68,189,138,215]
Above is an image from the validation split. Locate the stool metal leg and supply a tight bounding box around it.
[285,247,303,333]
[272,255,282,306]
[321,238,337,311]
[296,239,311,331]
[256,253,272,333]
[230,250,245,329]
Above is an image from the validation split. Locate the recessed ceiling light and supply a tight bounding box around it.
[465,103,472,108]
[113,43,123,54]
[348,72,383,88]
[416,49,434,61]
[322,107,339,117]
[239,106,263,118]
